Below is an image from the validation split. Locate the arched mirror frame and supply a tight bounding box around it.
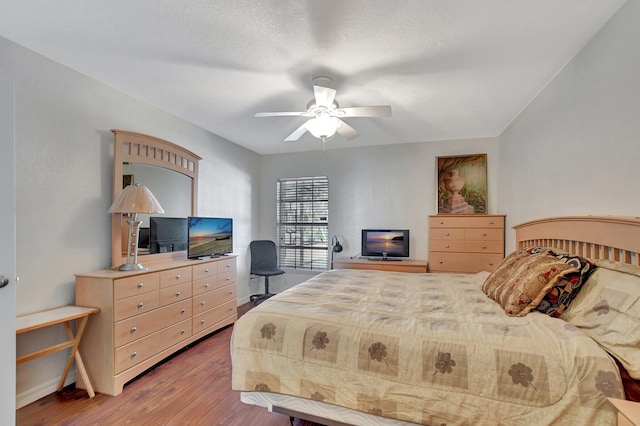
[111,129,201,267]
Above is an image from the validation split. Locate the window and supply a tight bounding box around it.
[277,176,329,270]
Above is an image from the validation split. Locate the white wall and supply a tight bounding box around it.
[258,137,500,290]
[1,36,260,407]
[498,0,640,252]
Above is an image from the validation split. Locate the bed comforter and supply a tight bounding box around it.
[231,269,624,425]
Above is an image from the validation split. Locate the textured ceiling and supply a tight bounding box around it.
[0,0,627,154]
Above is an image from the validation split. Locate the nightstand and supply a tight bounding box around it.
[609,398,640,426]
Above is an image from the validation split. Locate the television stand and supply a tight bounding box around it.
[333,258,427,273]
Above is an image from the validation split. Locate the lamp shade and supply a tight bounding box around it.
[305,115,340,140]
[107,184,165,214]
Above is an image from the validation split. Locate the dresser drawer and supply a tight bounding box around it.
[192,276,217,296]
[464,228,503,240]
[192,299,237,335]
[464,240,504,254]
[429,228,465,240]
[430,215,504,229]
[114,291,160,321]
[114,273,160,300]
[429,252,503,273]
[115,299,192,348]
[429,240,465,252]
[193,262,218,281]
[160,281,192,306]
[115,318,192,374]
[193,284,236,315]
[160,266,192,288]
[217,268,237,287]
[217,257,236,272]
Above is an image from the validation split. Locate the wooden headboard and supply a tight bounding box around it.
[515,216,640,402]
[514,216,640,266]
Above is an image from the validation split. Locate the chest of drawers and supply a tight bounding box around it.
[75,256,237,395]
[429,215,505,273]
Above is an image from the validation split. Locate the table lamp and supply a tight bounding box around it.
[108,183,165,271]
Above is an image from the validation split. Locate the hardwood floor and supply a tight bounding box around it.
[16,303,292,426]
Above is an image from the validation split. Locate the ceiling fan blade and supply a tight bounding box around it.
[313,85,336,108]
[337,105,392,118]
[255,111,308,117]
[336,120,359,140]
[284,122,308,141]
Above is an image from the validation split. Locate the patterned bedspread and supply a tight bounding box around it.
[231,269,624,425]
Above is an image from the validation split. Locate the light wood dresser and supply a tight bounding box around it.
[608,398,640,426]
[428,215,505,273]
[333,258,427,273]
[75,255,237,396]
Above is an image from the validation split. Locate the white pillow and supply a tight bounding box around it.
[561,260,640,379]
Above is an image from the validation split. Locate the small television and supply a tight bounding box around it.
[149,217,188,254]
[361,229,410,260]
[187,217,233,259]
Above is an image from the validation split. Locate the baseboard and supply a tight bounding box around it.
[17,371,75,409]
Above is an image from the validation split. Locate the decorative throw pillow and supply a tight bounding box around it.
[482,246,554,298]
[492,255,579,316]
[561,260,640,379]
[534,253,597,317]
[482,249,530,299]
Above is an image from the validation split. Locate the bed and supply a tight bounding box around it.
[231,216,640,425]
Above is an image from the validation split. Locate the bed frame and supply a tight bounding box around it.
[514,216,640,265]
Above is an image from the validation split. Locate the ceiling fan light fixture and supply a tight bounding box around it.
[305,115,340,140]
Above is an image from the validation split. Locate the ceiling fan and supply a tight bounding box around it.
[255,76,392,143]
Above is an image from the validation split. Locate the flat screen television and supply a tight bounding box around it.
[149,217,188,254]
[361,229,410,260]
[187,217,233,259]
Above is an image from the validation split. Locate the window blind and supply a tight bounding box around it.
[276,176,328,270]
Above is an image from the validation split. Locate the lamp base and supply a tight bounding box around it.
[116,263,148,271]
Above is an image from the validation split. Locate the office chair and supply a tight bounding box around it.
[249,240,285,306]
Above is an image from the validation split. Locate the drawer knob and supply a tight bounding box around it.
[131,326,137,333]
[439,261,444,264]
[205,268,209,273]
[482,233,487,237]
[445,244,450,248]
[226,264,231,268]
[440,221,444,224]
[176,274,181,279]
[226,276,231,281]
[205,283,210,288]
[137,283,144,289]
[445,232,450,236]
[482,245,487,249]
[176,291,181,297]
[181,308,186,314]
[201,301,205,306]
[489,262,494,266]
[131,352,137,359]
[181,329,186,335]
[229,291,234,295]
[200,319,205,325]
[489,220,494,224]
[137,302,144,309]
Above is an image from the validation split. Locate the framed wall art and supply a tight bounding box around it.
[437,154,487,214]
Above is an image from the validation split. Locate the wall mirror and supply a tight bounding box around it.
[111,129,201,267]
